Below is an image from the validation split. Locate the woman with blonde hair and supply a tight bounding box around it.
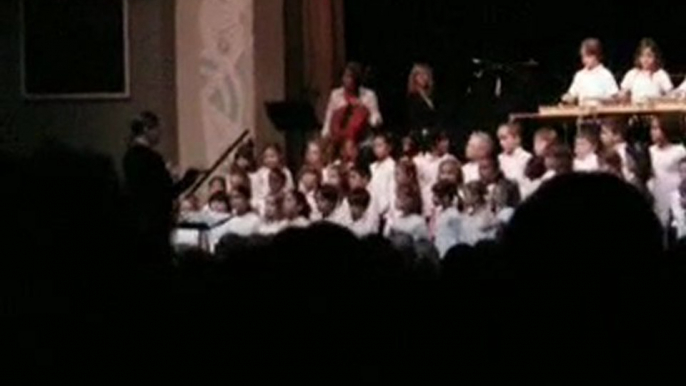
[407,63,439,135]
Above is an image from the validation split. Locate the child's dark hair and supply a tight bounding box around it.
[397,184,423,215]
[350,162,371,180]
[576,128,600,149]
[524,156,547,180]
[432,180,457,201]
[463,181,487,206]
[130,111,160,137]
[298,165,322,185]
[348,188,371,210]
[234,141,257,172]
[601,117,628,139]
[546,144,574,174]
[289,190,311,219]
[373,131,393,146]
[233,184,252,200]
[599,149,623,175]
[653,115,684,144]
[209,191,231,208]
[269,168,287,186]
[318,184,340,204]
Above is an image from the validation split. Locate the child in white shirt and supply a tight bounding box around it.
[417,132,456,217]
[562,38,619,106]
[282,189,310,228]
[254,144,294,202]
[573,130,600,172]
[649,115,686,226]
[315,184,349,226]
[298,165,321,219]
[620,39,673,103]
[209,185,261,251]
[258,194,287,236]
[463,131,494,183]
[533,127,558,157]
[384,185,430,241]
[459,181,496,246]
[207,191,231,214]
[600,117,631,179]
[347,188,379,238]
[303,138,326,173]
[497,123,532,186]
[369,132,396,216]
[437,158,463,186]
[431,181,462,258]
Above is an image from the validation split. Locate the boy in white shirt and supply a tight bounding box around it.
[209,185,261,252]
[369,132,396,216]
[463,131,494,183]
[282,190,311,228]
[599,117,631,179]
[497,122,532,186]
[431,181,462,258]
[417,131,456,217]
[254,144,294,202]
[347,188,379,237]
[315,184,349,227]
[620,38,673,103]
[573,130,600,172]
[258,194,287,236]
[562,38,619,106]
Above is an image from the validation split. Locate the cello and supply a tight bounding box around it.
[329,93,371,144]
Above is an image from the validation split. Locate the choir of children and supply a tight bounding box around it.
[186,37,686,253]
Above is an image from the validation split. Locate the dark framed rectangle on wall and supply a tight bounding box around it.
[20,0,130,100]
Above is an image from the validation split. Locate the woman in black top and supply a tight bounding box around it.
[407,63,439,136]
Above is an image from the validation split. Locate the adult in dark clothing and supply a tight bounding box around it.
[123,111,200,262]
[406,63,439,136]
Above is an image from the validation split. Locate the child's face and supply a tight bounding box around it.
[497,126,519,154]
[639,48,656,71]
[466,136,489,161]
[268,174,286,194]
[305,143,322,166]
[575,137,595,159]
[263,148,281,170]
[264,196,281,220]
[229,174,246,190]
[316,195,336,218]
[373,137,390,160]
[600,126,619,147]
[581,50,599,68]
[478,159,499,184]
[342,139,358,161]
[230,191,250,215]
[650,118,665,144]
[209,200,229,213]
[402,137,416,155]
[235,156,250,171]
[438,163,459,184]
[350,204,366,221]
[282,192,299,218]
[300,172,318,192]
[326,169,343,188]
[436,138,450,156]
[348,171,368,190]
[209,180,226,194]
[534,136,551,157]
[394,167,410,185]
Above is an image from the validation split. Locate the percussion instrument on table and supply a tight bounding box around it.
[510,99,686,122]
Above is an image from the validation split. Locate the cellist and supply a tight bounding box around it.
[321,62,383,144]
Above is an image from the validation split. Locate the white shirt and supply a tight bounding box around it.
[459,207,496,246]
[252,167,295,202]
[348,210,380,238]
[258,219,287,236]
[302,189,320,220]
[416,152,457,217]
[498,147,532,186]
[433,206,462,258]
[613,142,631,180]
[285,217,310,229]
[567,65,619,104]
[462,162,480,183]
[573,153,599,172]
[322,87,383,137]
[384,213,430,241]
[650,144,686,225]
[670,191,686,239]
[369,157,396,215]
[621,68,673,103]
[209,211,261,252]
[315,201,351,227]
[520,178,543,200]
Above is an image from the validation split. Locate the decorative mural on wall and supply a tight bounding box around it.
[198,0,254,165]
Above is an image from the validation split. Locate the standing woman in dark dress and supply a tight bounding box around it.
[123,111,200,263]
[407,63,439,139]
